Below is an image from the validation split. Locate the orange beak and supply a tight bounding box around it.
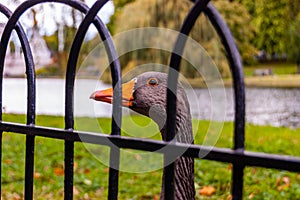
[90,79,135,107]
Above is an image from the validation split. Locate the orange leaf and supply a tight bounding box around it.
[34,172,41,179]
[84,168,91,174]
[227,195,232,200]
[153,194,159,200]
[277,176,290,191]
[54,167,64,176]
[4,159,12,164]
[199,186,216,196]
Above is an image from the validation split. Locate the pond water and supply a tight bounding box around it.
[2,78,300,128]
[189,87,300,128]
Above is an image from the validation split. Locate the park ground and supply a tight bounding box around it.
[1,114,300,199]
[188,62,300,88]
[243,62,300,88]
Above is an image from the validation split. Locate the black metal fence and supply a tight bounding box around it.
[0,0,299,200]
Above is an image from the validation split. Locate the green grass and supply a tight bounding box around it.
[1,114,300,199]
[244,62,297,76]
[188,62,300,88]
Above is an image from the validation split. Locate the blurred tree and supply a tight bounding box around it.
[286,13,300,73]
[113,0,136,10]
[235,0,257,15]
[286,0,300,20]
[110,0,256,78]
[232,0,300,66]
[213,0,257,65]
[107,0,136,33]
[253,0,288,57]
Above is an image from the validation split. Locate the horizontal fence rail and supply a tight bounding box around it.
[1,121,300,173]
[0,0,298,200]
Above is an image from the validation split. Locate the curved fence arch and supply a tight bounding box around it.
[0,1,299,200]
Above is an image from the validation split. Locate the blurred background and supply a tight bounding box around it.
[0,0,299,127]
[1,1,300,199]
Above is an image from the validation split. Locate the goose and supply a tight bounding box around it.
[90,71,195,199]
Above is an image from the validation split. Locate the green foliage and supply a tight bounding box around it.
[107,0,136,33]
[43,25,101,76]
[43,34,58,52]
[236,0,300,67]
[286,13,300,67]
[113,0,192,32]
[35,65,63,77]
[253,0,288,55]
[113,0,136,10]
[214,1,257,65]
[235,0,257,15]
[109,0,256,78]
[112,0,198,78]
[286,0,300,20]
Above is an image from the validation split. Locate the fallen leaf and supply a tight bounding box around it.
[12,193,21,200]
[277,185,289,191]
[95,188,103,196]
[54,167,64,176]
[84,168,91,174]
[248,192,255,199]
[277,176,290,191]
[74,162,78,171]
[34,172,41,179]
[199,186,216,196]
[8,171,15,177]
[84,179,92,185]
[283,176,290,185]
[4,159,12,164]
[84,193,89,199]
[73,186,79,195]
[153,194,160,200]
[42,186,48,191]
[134,154,142,161]
[151,172,157,176]
[104,167,109,173]
[49,178,55,184]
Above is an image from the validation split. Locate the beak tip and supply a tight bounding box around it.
[89,91,97,100]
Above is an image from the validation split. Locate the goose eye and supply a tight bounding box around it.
[147,78,158,86]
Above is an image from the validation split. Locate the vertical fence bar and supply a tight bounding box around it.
[0,4,10,196]
[167,1,211,199]
[204,3,246,200]
[0,3,36,199]
[65,1,122,199]
[23,17,36,200]
[64,141,74,200]
[24,136,35,199]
